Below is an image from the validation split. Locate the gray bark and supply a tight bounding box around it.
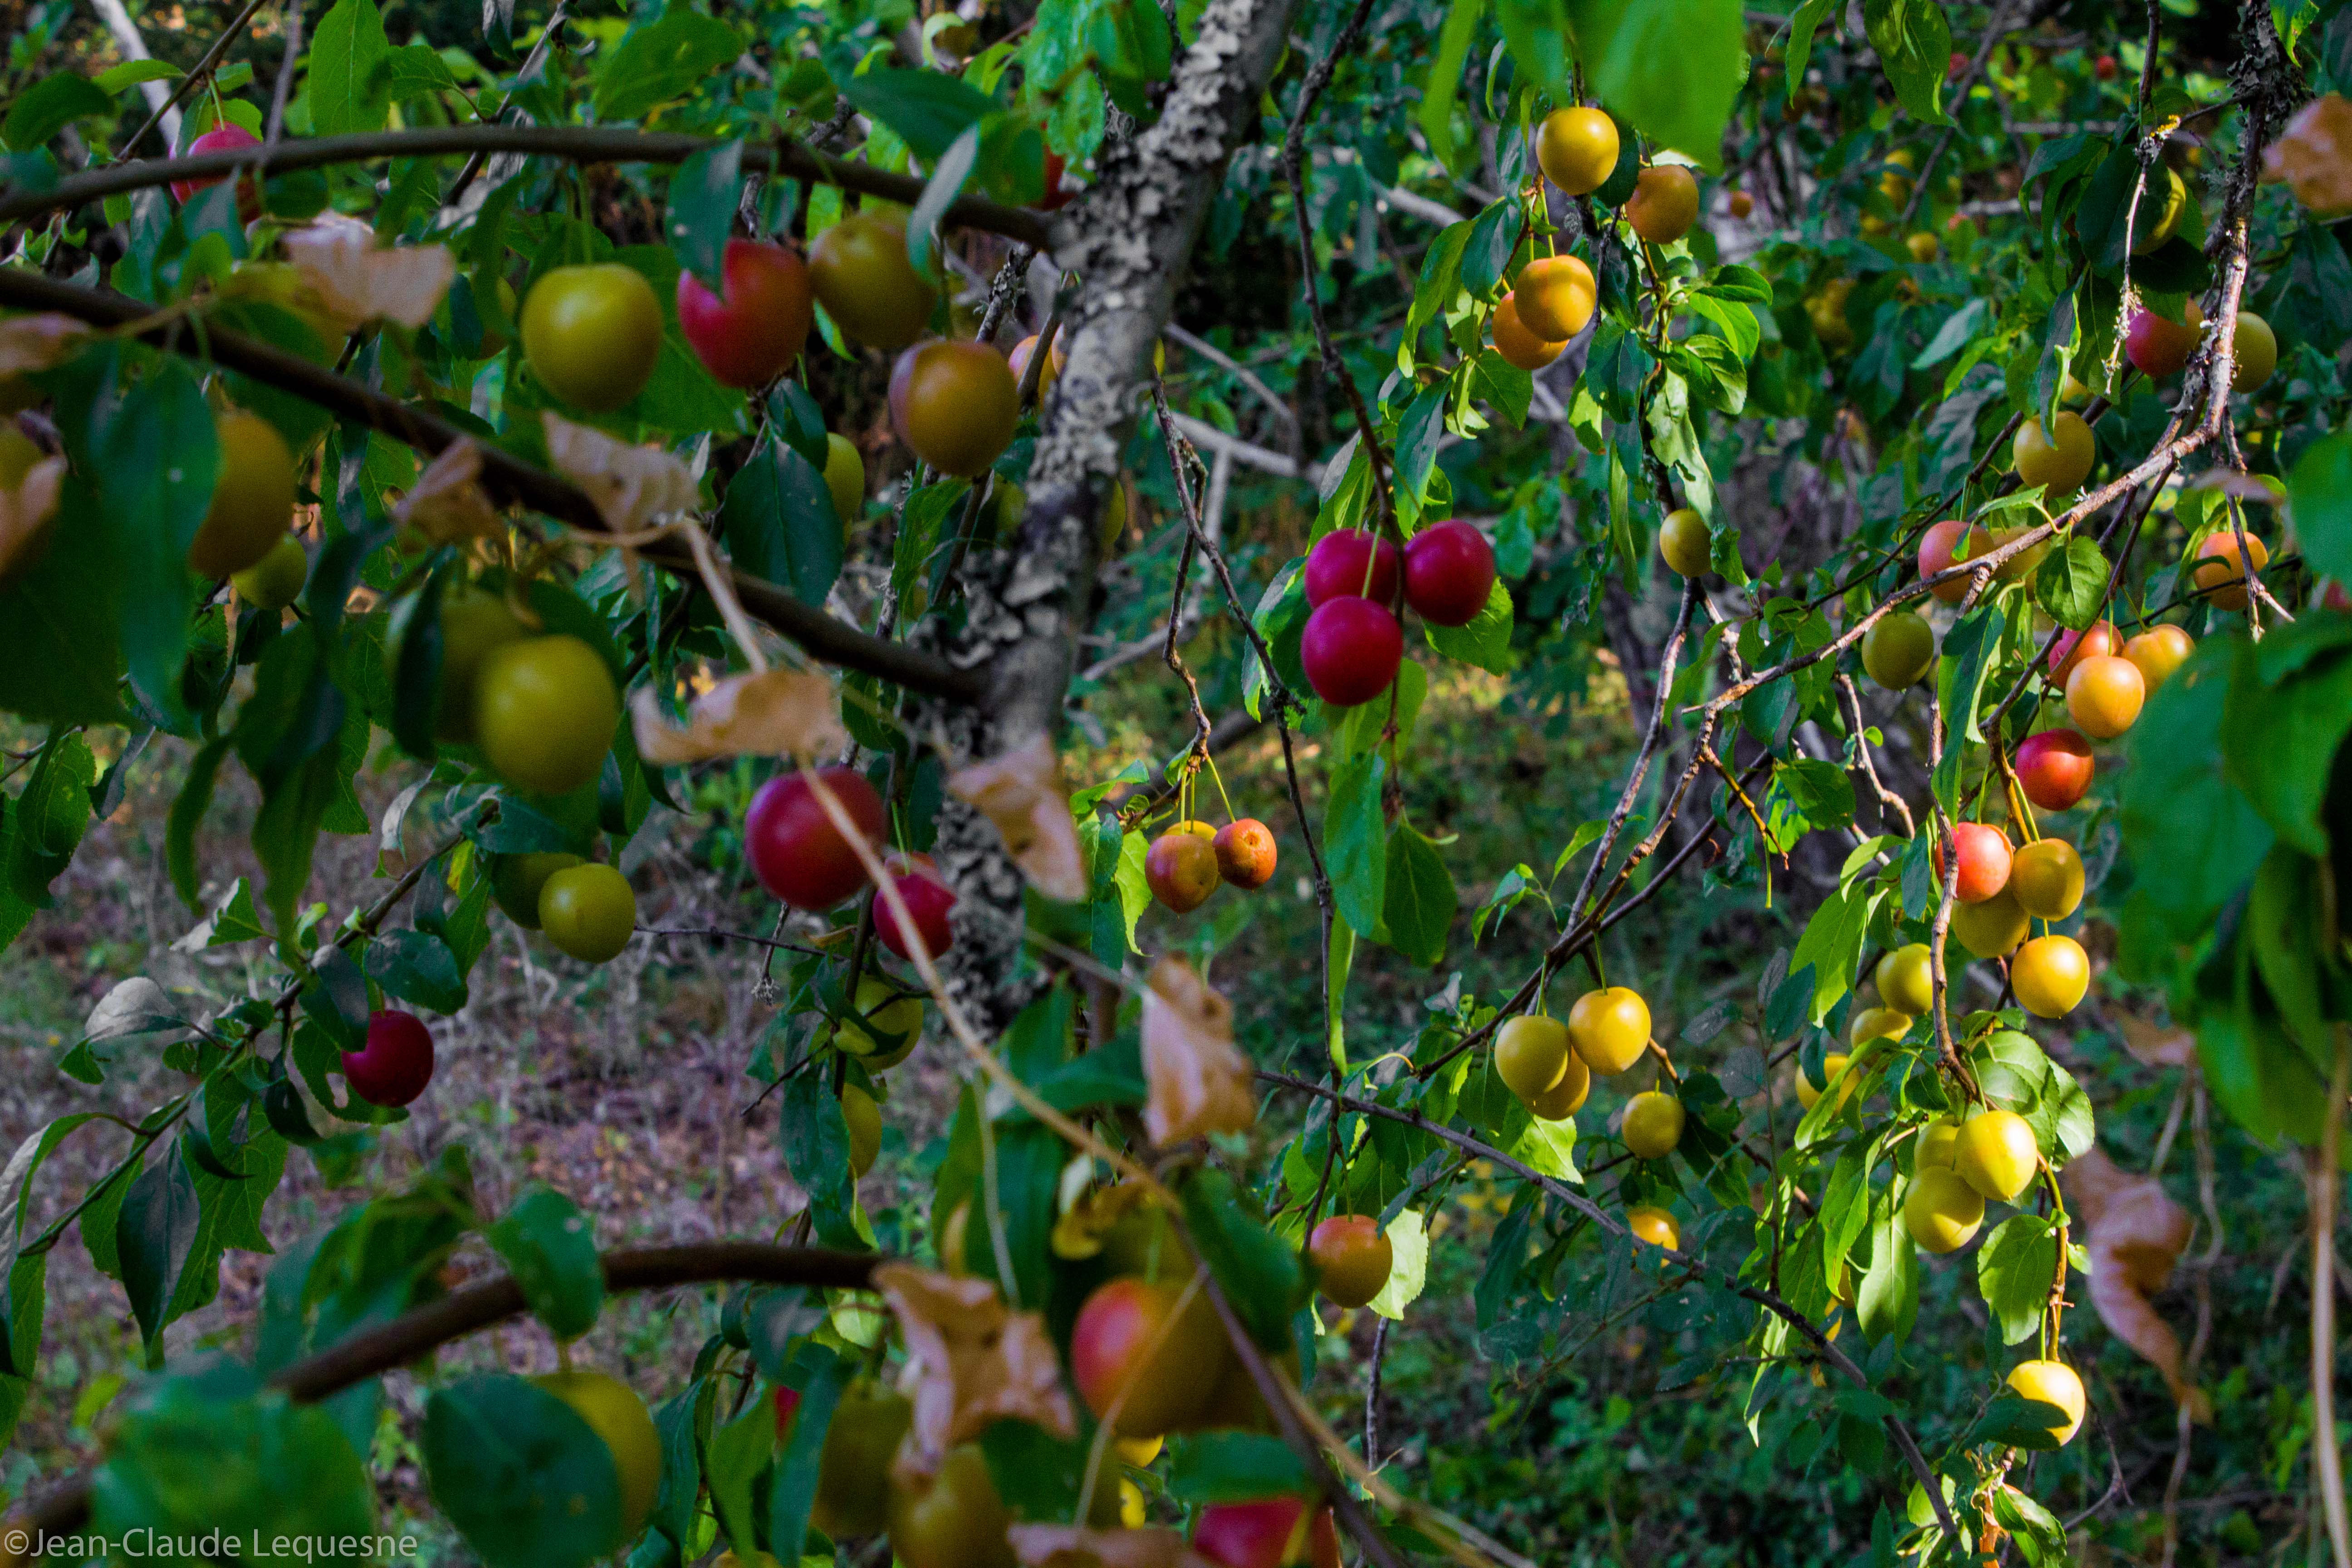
[920,0,1301,1027]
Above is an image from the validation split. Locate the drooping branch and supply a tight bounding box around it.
[0,269,983,704]
[0,125,1056,245]
[15,1242,880,1539]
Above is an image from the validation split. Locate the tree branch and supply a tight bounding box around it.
[0,126,1055,245]
[15,1242,879,1540]
[0,269,983,703]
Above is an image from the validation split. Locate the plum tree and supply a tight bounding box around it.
[6,6,2340,1565]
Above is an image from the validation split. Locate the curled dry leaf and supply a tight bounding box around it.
[947,733,1088,901]
[1008,1527,1221,1568]
[2113,1009,2197,1068]
[2063,1147,2207,1418]
[631,667,846,764]
[1140,954,1256,1145]
[0,314,92,379]
[873,1261,1076,1480]
[543,412,701,533]
[2262,93,2352,216]
[0,454,64,581]
[393,440,503,544]
[283,214,457,331]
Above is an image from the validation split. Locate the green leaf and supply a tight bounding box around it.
[486,1186,605,1341]
[767,1350,847,1563]
[423,1374,625,1568]
[1181,1169,1302,1350]
[703,1394,774,1561]
[95,59,181,92]
[115,1149,199,1354]
[779,1071,862,1251]
[1166,1431,1313,1503]
[1856,1186,1918,1345]
[1975,1213,2058,1346]
[1931,606,2005,812]
[370,40,461,100]
[907,122,981,277]
[834,66,994,162]
[2222,632,2352,857]
[1789,878,1882,1024]
[594,7,745,121]
[2033,535,2109,630]
[1426,579,1516,673]
[90,1376,376,1547]
[3,71,115,152]
[1381,823,1455,965]
[1783,0,1835,104]
[1507,1113,1579,1182]
[2121,640,2274,937]
[1365,1208,1429,1320]
[2289,429,2352,588]
[308,0,393,136]
[365,928,469,1013]
[1560,0,1746,169]
[98,361,217,729]
[665,138,742,290]
[1862,0,1954,125]
[1419,0,1487,174]
[1326,753,1388,937]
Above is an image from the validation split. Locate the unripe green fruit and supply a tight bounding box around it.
[1658,508,1711,577]
[1875,943,1934,1015]
[230,533,308,610]
[812,1382,913,1537]
[1862,610,1937,690]
[492,850,584,929]
[189,411,296,579]
[533,1371,661,1545]
[824,432,865,522]
[435,585,527,743]
[521,264,664,412]
[538,862,637,963]
[843,1081,881,1176]
[1494,1014,1570,1101]
[474,634,618,796]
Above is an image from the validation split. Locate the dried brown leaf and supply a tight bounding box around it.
[543,412,701,533]
[947,733,1088,901]
[2114,1009,2197,1068]
[0,456,64,580]
[1140,955,1256,1146]
[1008,1527,1221,1568]
[631,668,846,764]
[284,214,457,331]
[874,1262,1076,1480]
[393,440,503,544]
[2063,1147,2206,1416]
[0,314,91,378]
[2262,93,2352,216]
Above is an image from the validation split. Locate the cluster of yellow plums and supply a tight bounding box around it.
[1487,106,1701,374]
[1490,983,1688,1249]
